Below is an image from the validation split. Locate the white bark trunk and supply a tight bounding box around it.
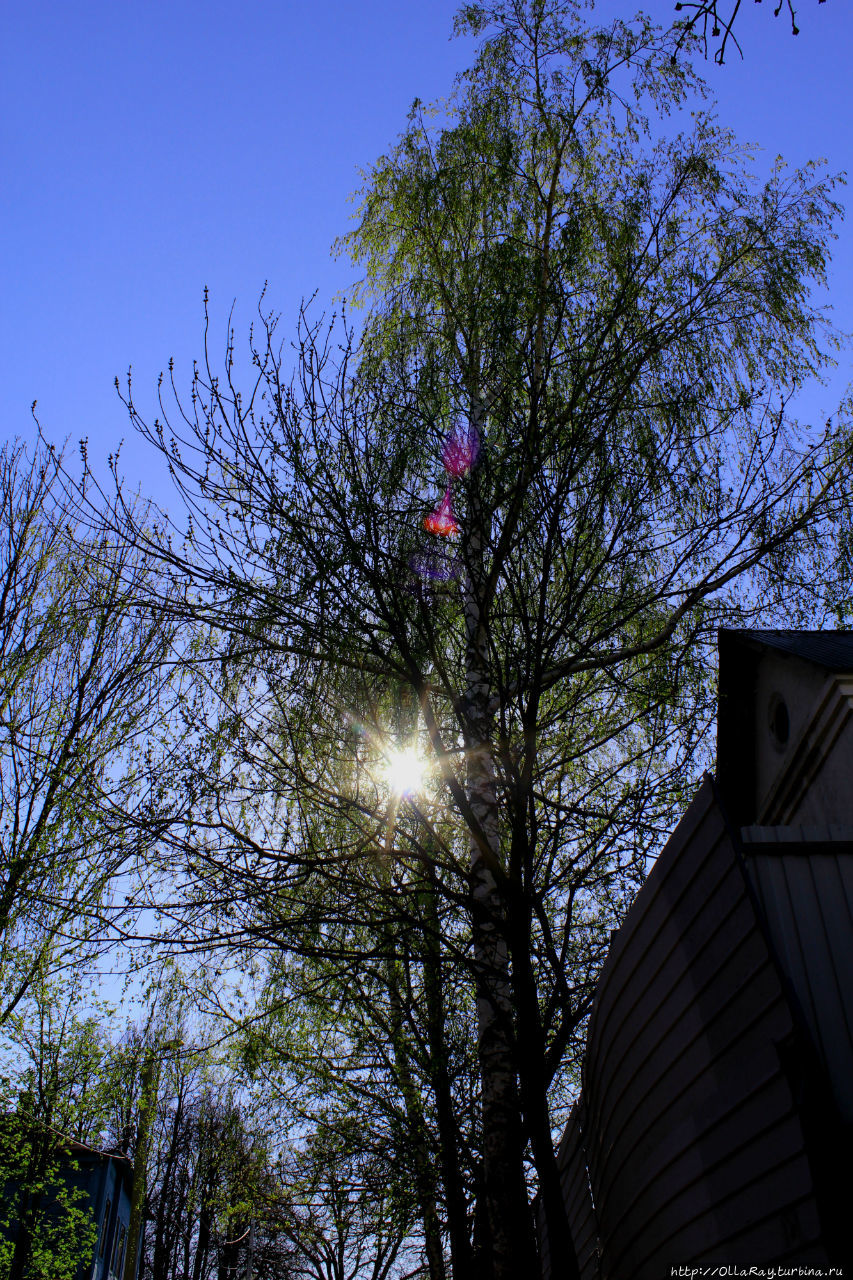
[463,396,536,1279]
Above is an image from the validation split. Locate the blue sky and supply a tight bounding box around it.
[2,0,851,505]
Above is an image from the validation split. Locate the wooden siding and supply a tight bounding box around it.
[741,835,853,1125]
[757,676,853,827]
[579,778,830,1277]
[540,1103,600,1280]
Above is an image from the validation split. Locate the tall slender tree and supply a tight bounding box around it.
[107,2,851,1273]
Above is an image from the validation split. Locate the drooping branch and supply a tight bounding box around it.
[673,0,827,64]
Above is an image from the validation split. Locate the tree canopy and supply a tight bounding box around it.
[2,1,849,1277]
[96,3,852,1276]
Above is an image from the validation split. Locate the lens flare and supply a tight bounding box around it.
[424,487,458,537]
[409,546,460,583]
[442,424,479,478]
[384,747,426,796]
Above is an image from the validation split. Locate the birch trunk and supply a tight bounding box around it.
[463,398,538,1280]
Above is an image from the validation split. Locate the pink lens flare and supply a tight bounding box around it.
[424,487,459,537]
[442,424,480,478]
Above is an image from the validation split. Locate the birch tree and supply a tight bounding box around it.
[110,1,851,1275]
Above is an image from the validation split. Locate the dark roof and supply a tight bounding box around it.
[0,1114,132,1167]
[719,629,853,672]
[65,1137,132,1166]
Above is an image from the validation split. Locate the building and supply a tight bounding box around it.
[547,629,853,1277]
[0,1123,141,1280]
[68,1139,140,1280]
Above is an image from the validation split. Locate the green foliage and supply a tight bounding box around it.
[106,1,852,1274]
[0,1111,97,1280]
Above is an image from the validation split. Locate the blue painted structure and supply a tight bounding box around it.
[64,1140,140,1280]
[1,1129,142,1280]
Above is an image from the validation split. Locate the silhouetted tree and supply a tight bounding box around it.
[105,1,851,1274]
[0,438,183,1025]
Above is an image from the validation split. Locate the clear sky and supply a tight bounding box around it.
[2,0,851,505]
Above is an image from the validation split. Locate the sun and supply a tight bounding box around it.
[384,746,426,796]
